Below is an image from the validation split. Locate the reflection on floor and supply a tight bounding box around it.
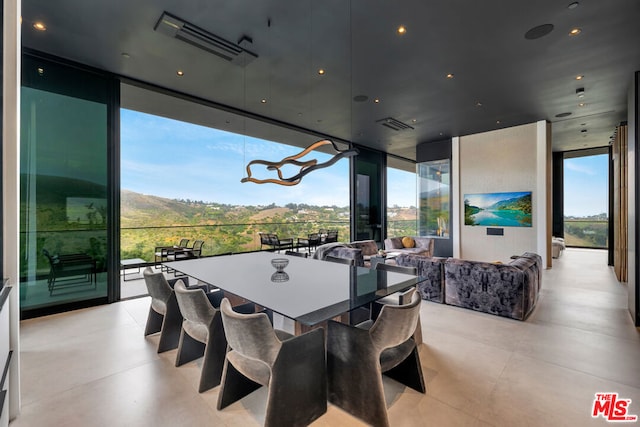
[14,248,640,426]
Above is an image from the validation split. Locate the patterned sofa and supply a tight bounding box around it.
[396,251,541,320]
[395,253,446,303]
[384,236,434,257]
[444,252,542,320]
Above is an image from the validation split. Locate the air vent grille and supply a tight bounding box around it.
[375,117,414,131]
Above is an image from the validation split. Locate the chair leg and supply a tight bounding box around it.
[157,294,182,353]
[217,359,262,410]
[384,345,426,393]
[144,307,164,336]
[175,330,205,366]
[197,318,227,393]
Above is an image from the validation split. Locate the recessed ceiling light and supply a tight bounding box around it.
[568,2,580,9]
[578,102,586,107]
[318,69,325,75]
[261,99,267,104]
[576,75,584,80]
[475,101,483,107]
[569,27,582,36]
[37,67,44,76]
[496,120,501,124]
[576,87,585,98]
[33,22,46,31]
[121,52,131,59]
[446,73,454,79]
[176,70,184,76]
[374,98,380,103]
[397,25,407,35]
[411,119,417,123]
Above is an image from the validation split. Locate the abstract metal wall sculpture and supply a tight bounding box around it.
[241,139,359,186]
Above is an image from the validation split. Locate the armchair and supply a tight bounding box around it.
[217,298,327,426]
[327,289,425,427]
[142,267,189,353]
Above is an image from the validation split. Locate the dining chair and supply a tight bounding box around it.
[284,250,307,258]
[327,289,425,427]
[325,255,354,266]
[173,281,253,392]
[217,298,327,427]
[370,266,424,346]
[142,267,184,353]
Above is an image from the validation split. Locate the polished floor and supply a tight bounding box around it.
[12,248,640,426]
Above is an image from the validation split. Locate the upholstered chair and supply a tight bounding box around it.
[325,255,355,266]
[173,280,243,392]
[143,267,185,353]
[327,289,425,427]
[371,265,423,346]
[217,298,327,427]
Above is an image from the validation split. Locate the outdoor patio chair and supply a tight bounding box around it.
[259,233,294,252]
[42,248,96,295]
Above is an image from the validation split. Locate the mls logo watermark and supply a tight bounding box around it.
[592,393,638,422]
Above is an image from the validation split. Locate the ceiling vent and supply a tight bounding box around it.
[375,117,414,131]
[154,12,258,67]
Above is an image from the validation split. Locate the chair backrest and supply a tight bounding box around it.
[178,239,190,248]
[191,240,205,256]
[42,249,57,266]
[325,255,354,266]
[375,263,418,275]
[325,230,338,243]
[268,234,280,245]
[259,232,270,245]
[285,250,307,258]
[143,266,173,303]
[308,233,321,243]
[220,298,282,367]
[173,280,217,326]
[369,289,421,351]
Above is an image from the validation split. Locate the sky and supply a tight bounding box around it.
[563,154,609,217]
[121,109,417,207]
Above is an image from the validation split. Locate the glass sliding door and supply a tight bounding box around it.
[20,55,112,315]
[353,147,385,243]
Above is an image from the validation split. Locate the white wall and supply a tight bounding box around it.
[2,0,21,419]
[457,121,548,264]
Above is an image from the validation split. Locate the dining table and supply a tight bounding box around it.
[164,251,425,330]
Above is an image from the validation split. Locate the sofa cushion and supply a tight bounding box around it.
[401,236,415,248]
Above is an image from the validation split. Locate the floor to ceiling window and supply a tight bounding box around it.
[119,96,350,296]
[563,152,609,248]
[20,55,112,315]
[386,156,417,238]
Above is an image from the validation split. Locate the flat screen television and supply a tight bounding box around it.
[464,191,532,227]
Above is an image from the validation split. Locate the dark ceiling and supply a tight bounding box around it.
[21,0,640,160]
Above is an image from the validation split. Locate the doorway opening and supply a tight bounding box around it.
[563,150,609,249]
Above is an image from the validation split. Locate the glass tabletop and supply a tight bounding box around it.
[164,252,423,326]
